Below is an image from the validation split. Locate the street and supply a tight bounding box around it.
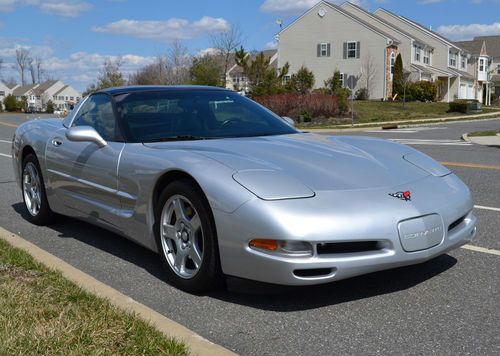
[0,114,499,355]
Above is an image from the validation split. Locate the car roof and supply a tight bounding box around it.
[95,85,230,96]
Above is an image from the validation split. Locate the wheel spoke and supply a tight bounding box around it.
[173,250,185,271]
[162,223,177,239]
[172,198,188,222]
[189,245,202,268]
[189,214,201,233]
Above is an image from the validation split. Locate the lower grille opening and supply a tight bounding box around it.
[448,215,466,231]
[316,241,382,255]
[293,268,333,278]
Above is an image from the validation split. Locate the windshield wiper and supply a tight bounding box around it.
[148,135,214,142]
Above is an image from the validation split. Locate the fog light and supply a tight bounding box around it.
[249,239,312,257]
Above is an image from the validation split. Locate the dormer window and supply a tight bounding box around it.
[479,58,485,72]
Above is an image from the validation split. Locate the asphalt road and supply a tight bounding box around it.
[0,114,499,355]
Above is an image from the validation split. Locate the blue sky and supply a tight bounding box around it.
[1,0,499,91]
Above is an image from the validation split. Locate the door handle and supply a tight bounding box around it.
[52,138,63,147]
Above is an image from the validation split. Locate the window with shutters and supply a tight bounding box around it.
[347,42,357,58]
[318,43,330,57]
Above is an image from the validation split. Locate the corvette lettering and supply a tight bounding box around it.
[403,226,442,239]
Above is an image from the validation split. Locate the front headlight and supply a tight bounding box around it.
[403,152,451,177]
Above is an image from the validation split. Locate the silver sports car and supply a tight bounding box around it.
[12,86,477,293]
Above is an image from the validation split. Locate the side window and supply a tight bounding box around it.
[73,94,117,141]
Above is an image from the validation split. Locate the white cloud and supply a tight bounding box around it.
[92,16,230,42]
[0,37,154,90]
[265,41,278,49]
[197,47,220,57]
[0,0,16,12]
[436,22,500,40]
[37,1,92,17]
[260,0,369,16]
[260,0,320,15]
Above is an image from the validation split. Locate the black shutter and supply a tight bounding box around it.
[317,44,321,57]
[343,42,347,59]
[356,41,360,58]
[327,43,331,57]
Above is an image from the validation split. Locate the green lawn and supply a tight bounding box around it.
[468,130,500,137]
[0,238,189,355]
[296,100,498,128]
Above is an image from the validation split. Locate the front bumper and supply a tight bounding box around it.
[215,174,476,286]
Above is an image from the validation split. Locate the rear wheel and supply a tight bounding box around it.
[22,154,54,225]
[155,180,223,293]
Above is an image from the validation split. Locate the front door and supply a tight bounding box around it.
[45,93,125,227]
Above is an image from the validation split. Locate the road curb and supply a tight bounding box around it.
[462,133,471,143]
[0,226,236,356]
[304,113,500,132]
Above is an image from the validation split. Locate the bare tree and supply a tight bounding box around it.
[165,40,192,85]
[211,25,243,87]
[34,57,44,83]
[361,52,378,99]
[397,69,413,108]
[15,48,31,86]
[29,58,36,84]
[0,58,3,78]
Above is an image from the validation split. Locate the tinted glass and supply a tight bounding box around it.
[72,94,118,141]
[114,90,297,142]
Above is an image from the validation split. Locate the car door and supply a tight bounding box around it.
[45,93,125,226]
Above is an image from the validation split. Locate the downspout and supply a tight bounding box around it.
[383,46,387,100]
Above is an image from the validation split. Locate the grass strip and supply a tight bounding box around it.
[0,238,189,355]
[467,130,500,137]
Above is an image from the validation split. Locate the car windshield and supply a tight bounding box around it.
[113,90,297,142]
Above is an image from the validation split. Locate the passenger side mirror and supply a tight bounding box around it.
[66,126,107,148]
[282,116,295,127]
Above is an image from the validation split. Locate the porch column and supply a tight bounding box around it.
[447,77,450,103]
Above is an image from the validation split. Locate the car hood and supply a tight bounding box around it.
[144,133,430,193]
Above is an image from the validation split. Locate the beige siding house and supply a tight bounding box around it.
[455,36,500,104]
[374,8,475,102]
[278,1,398,99]
[279,1,483,103]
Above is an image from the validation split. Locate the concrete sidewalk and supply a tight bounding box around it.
[465,133,500,147]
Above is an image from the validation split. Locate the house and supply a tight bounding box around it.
[225,49,278,93]
[52,84,81,110]
[0,82,18,109]
[455,35,500,104]
[373,7,475,102]
[278,1,479,102]
[9,80,81,111]
[278,1,399,100]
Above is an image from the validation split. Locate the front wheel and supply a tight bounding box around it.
[155,180,223,293]
[22,154,55,225]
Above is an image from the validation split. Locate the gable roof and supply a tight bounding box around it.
[4,82,18,89]
[12,84,38,97]
[375,8,460,50]
[53,85,69,96]
[341,2,432,49]
[280,1,398,44]
[455,36,500,57]
[33,80,59,95]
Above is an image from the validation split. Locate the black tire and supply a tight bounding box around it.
[154,179,223,293]
[21,154,55,225]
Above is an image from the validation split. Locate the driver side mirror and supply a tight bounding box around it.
[282,116,295,127]
[66,126,107,148]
